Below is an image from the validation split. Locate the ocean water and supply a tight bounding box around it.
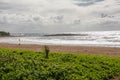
[0,31,120,47]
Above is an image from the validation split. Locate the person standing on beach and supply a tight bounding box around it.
[18,38,20,45]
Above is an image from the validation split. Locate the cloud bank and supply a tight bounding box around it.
[0,0,120,33]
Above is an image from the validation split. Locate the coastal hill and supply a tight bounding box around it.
[44,33,88,36]
[0,31,10,37]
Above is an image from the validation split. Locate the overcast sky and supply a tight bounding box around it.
[0,0,120,33]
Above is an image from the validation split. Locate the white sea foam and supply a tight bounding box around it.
[0,31,120,47]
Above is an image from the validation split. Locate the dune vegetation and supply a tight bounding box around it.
[0,31,10,37]
[0,48,120,80]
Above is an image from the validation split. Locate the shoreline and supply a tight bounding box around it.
[0,36,120,48]
[0,43,120,57]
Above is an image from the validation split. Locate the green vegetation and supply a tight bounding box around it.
[0,31,10,37]
[0,48,120,80]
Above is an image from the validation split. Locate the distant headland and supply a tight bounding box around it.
[0,31,10,37]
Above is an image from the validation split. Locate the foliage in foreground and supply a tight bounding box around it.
[0,48,120,80]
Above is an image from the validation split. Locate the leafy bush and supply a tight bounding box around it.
[0,48,120,80]
[0,31,10,37]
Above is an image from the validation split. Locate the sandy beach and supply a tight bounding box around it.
[0,43,120,57]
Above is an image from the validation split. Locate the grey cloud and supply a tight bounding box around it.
[0,0,120,33]
[74,0,104,6]
[0,1,31,13]
[0,2,13,10]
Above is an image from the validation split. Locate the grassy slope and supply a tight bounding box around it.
[0,48,120,80]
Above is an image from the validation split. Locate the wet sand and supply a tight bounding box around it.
[0,43,120,57]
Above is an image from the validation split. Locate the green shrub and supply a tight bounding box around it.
[0,48,120,80]
[0,31,10,37]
